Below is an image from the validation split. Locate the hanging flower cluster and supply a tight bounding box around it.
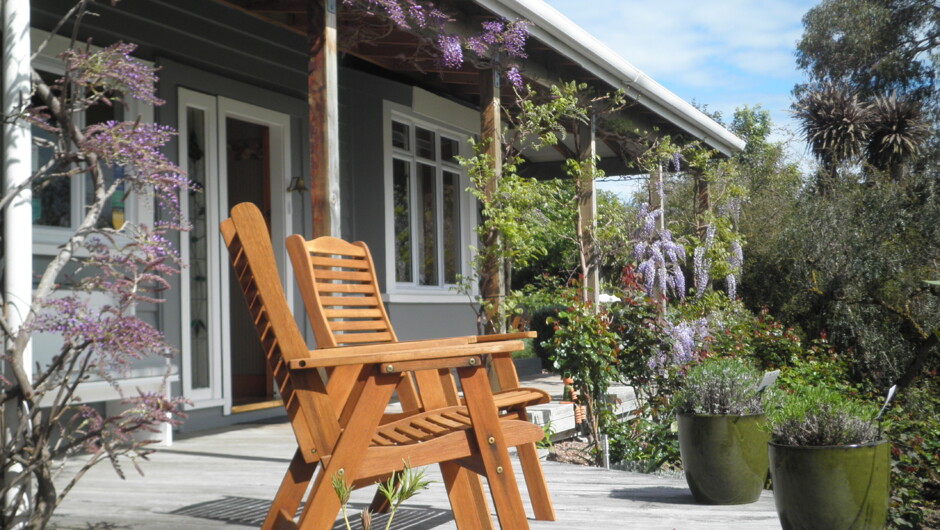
[80,121,191,224]
[693,225,715,299]
[63,42,163,106]
[633,180,686,301]
[648,317,709,371]
[32,225,182,378]
[343,0,529,89]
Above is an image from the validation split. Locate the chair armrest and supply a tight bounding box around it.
[290,340,525,370]
[474,331,537,342]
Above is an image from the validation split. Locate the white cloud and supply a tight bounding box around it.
[540,0,816,132]
[543,0,811,84]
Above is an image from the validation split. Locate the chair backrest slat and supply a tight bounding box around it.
[222,203,342,461]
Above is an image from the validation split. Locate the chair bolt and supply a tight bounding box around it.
[488,436,495,445]
[496,466,504,474]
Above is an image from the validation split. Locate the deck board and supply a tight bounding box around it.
[50,421,781,529]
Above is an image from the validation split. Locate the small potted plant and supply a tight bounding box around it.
[767,385,890,530]
[674,356,772,504]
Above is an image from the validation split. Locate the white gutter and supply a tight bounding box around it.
[473,0,746,156]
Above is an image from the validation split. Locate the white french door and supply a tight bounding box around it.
[178,88,293,413]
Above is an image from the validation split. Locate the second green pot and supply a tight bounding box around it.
[769,440,889,530]
[678,413,770,504]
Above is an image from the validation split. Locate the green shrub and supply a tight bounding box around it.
[606,405,680,474]
[675,293,804,370]
[529,304,562,370]
[674,356,766,415]
[769,385,880,446]
[883,378,940,528]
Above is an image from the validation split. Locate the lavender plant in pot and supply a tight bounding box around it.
[767,385,889,530]
[674,356,772,504]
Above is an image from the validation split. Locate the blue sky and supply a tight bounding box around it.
[542,0,819,143]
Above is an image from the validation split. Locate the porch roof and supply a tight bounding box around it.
[224,0,744,167]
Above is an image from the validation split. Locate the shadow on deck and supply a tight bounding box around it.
[170,498,452,529]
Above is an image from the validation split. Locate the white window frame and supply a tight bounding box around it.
[382,102,476,303]
[30,30,154,256]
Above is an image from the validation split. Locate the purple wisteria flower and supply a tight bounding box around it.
[726,273,737,300]
[81,121,191,223]
[505,66,523,90]
[64,43,163,105]
[649,317,709,371]
[633,202,686,301]
[693,246,710,299]
[437,34,463,69]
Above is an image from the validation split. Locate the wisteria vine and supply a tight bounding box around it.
[341,0,530,89]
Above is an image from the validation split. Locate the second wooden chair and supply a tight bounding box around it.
[286,234,555,521]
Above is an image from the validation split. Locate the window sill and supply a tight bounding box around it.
[383,291,472,304]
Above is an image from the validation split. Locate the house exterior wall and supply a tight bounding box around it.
[22,0,483,432]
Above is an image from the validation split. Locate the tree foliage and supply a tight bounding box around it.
[795,0,939,104]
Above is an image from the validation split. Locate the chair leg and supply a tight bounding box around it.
[441,462,493,530]
[297,372,399,529]
[517,442,555,521]
[263,449,318,530]
[459,366,530,529]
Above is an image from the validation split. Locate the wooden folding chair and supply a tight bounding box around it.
[285,234,555,521]
[221,202,544,529]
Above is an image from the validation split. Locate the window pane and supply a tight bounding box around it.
[440,136,460,164]
[393,159,413,283]
[442,171,461,284]
[32,168,70,227]
[187,107,210,390]
[415,127,435,160]
[392,121,410,150]
[417,163,439,286]
[86,98,124,229]
[31,72,70,227]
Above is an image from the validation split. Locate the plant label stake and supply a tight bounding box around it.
[873,385,898,435]
[756,370,780,394]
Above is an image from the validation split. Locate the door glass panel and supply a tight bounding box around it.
[187,107,210,390]
[417,163,438,286]
[393,159,412,283]
[442,171,461,284]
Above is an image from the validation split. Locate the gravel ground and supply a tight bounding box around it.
[545,440,593,466]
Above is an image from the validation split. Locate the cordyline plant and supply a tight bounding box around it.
[1,2,189,527]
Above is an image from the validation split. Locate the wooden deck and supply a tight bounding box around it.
[50,420,782,529]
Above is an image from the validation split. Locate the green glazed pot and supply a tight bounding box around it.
[677,413,770,504]
[769,440,889,530]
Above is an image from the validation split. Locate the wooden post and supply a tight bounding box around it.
[307,0,340,238]
[479,68,504,334]
[577,111,598,307]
